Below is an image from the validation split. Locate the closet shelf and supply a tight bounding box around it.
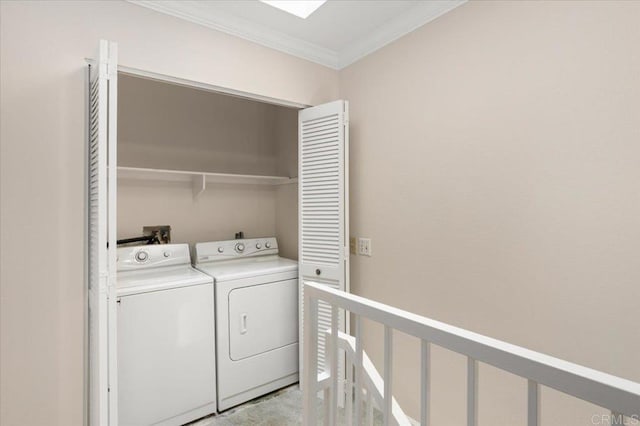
[117,167,297,198]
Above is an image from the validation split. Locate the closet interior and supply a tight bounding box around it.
[116,73,299,258]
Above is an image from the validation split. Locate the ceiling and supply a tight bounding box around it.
[129,0,466,69]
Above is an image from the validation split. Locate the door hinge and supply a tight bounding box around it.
[108,63,117,80]
[99,62,109,80]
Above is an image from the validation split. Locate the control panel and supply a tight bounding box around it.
[195,237,278,264]
[117,243,192,271]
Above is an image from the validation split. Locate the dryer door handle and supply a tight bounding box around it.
[240,313,248,335]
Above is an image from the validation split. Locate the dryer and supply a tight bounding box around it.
[194,237,299,411]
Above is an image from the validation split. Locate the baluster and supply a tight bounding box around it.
[303,294,318,426]
[527,380,539,426]
[383,326,393,425]
[354,316,363,425]
[421,340,431,426]
[467,358,478,426]
[346,350,353,425]
[329,304,339,426]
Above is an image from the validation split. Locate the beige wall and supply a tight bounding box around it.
[118,74,293,176]
[0,1,334,425]
[117,74,299,249]
[275,106,300,260]
[340,1,640,424]
[3,1,640,425]
[275,183,299,261]
[118,180,278,247]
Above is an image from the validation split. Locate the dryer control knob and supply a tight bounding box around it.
[265,242,272,249]
[163,251,170,258]
[256,243,262,249]
[235,243,245,253]
[135,251,148,262]
[218,247,224,253]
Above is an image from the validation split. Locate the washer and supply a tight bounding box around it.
[194,237,299,411]
[117,244,216,426]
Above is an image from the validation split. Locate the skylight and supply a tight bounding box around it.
[259,0,327,19]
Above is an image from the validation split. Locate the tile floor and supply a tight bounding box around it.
[187,385,387,426]
[188,385,304,426]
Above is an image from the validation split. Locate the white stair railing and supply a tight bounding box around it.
[318,329,412,425]
[303,281,640,426]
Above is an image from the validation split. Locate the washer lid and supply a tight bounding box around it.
[195,256,298,282]
[117,265,213,296]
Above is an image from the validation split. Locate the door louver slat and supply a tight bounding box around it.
[300,134,340,143]
[301,140,339,149]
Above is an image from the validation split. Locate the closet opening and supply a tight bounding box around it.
[114,70,303,424]
[116,70,301,258]
[88,42,348,426]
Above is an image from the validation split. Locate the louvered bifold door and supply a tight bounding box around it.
[88,39,118,426]
[299,100,349,384]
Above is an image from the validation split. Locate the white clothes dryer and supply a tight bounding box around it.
[194,237,299,411]
[117,244,216,426]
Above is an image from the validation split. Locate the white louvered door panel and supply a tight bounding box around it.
[88,39,118,426]
[299,100,349,386]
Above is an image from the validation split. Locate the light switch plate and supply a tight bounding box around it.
[358,238,372,256]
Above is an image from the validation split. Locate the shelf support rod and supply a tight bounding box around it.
[192,174,206,199]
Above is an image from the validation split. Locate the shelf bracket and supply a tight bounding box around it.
[192,174,206,199]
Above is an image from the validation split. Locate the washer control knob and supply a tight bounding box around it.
[256,243,262,249]
[163,251,170,258]
[235,243,245,253]
[265,242,272,249]
[135,251,148,262]
[218,247,224,253]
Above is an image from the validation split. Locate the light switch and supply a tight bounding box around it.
[358,238,372,256]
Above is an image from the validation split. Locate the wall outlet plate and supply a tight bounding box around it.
[349,237,357,255]
[357,237,372,256]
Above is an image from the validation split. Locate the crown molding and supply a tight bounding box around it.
[337,0,467,69]
[129,0,339,68]
[128,0,466,70]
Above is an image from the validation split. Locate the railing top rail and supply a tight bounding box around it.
[304,281,640,417]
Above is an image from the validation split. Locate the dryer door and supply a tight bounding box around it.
[229,278,298,360]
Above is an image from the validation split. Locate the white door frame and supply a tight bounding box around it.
[118,65,311,109]
[86,39,118,426]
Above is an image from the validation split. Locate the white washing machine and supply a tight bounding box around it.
[194,237,299,411]
[117,244,217,426]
